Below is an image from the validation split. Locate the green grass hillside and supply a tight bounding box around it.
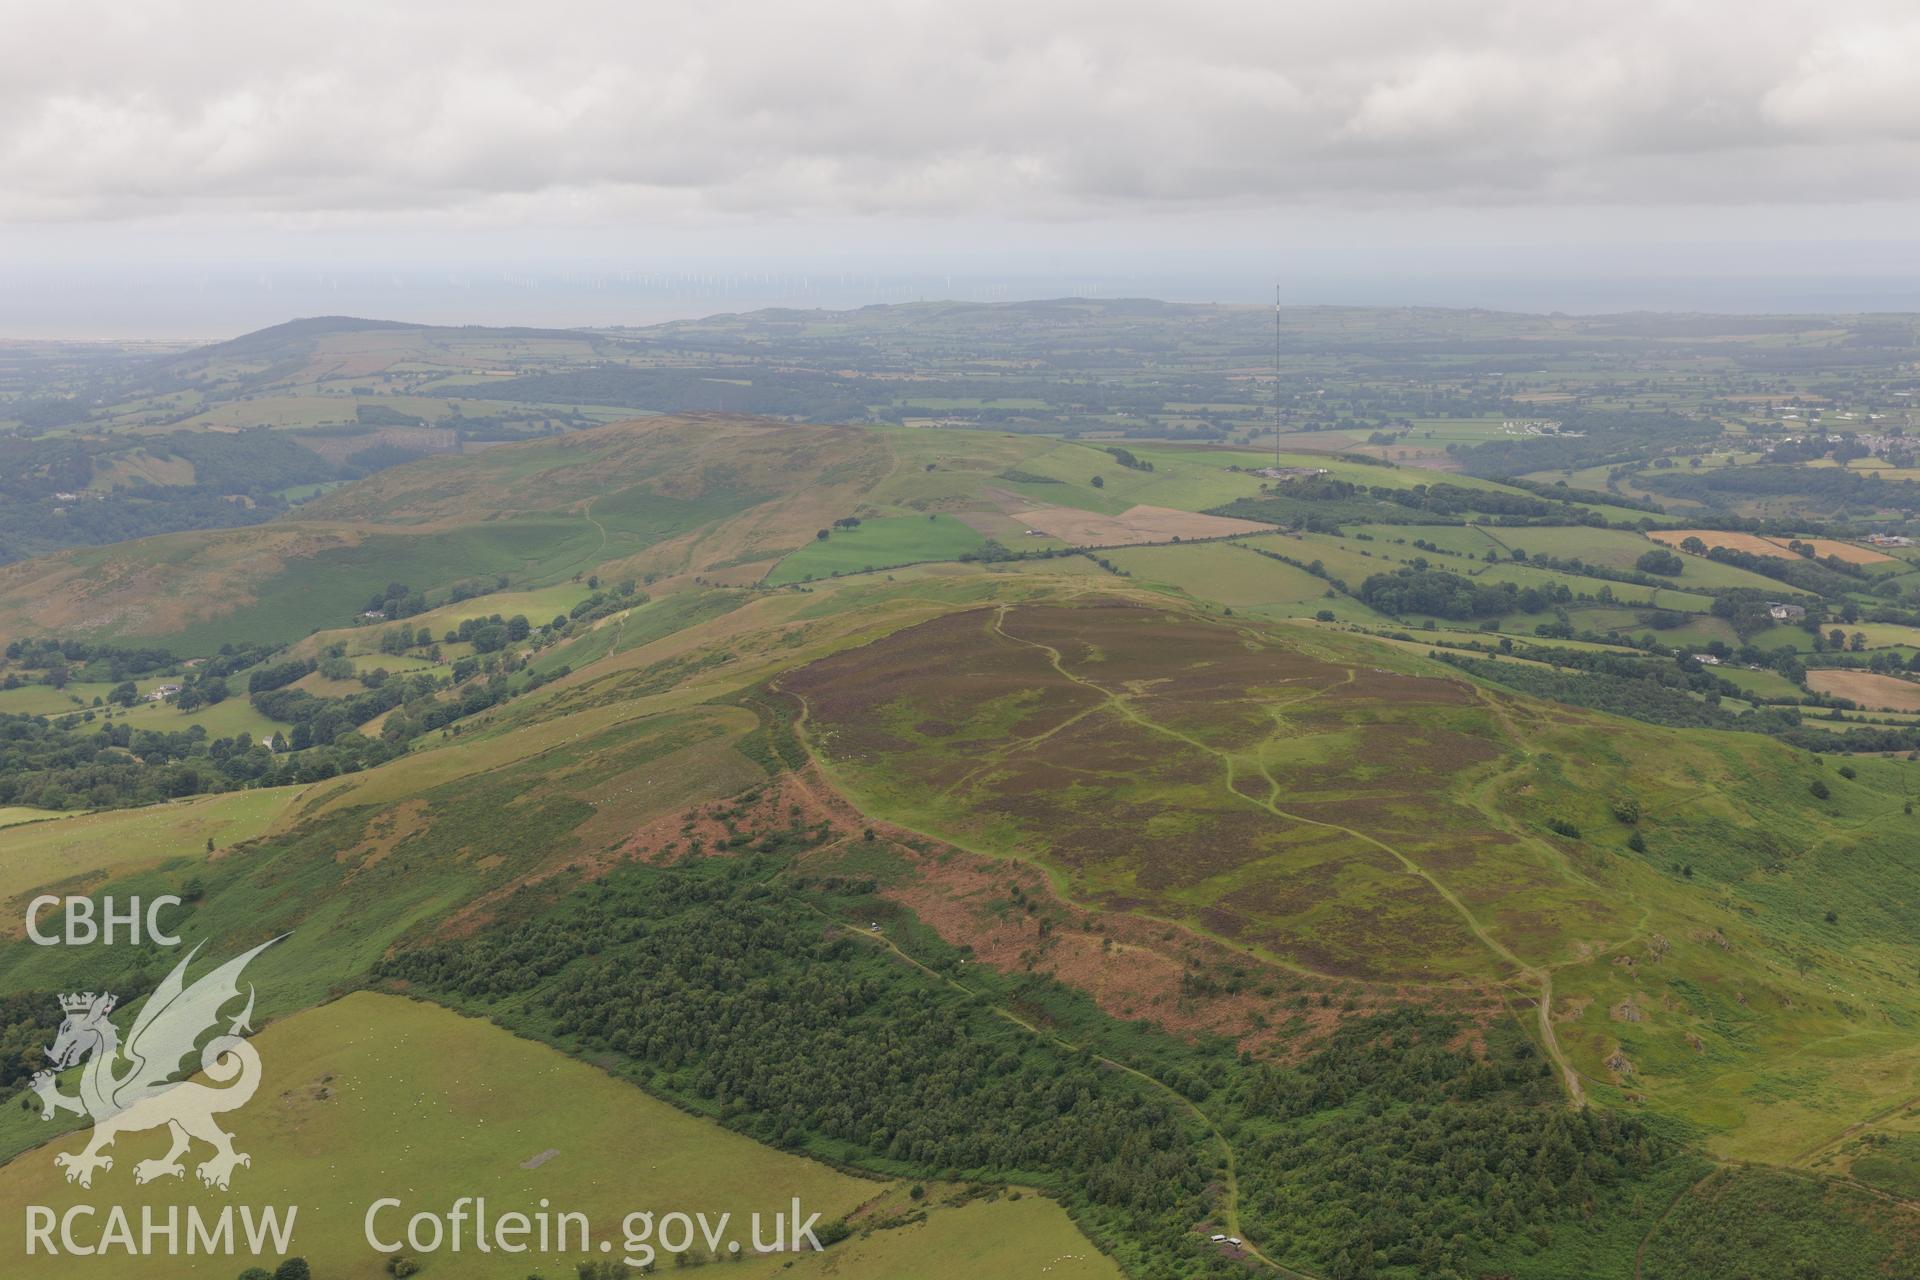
[0,416,888,648]
[0,992,1114,1279]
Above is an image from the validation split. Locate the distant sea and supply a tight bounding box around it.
[7,262,1920,340]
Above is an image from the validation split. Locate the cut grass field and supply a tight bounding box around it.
[766,515,987,584]
[1649,528,1898,566]
[1012,503,1272,548]
[0,993,1119,1279]
[1808,668,1920,711]
[1800,538,1900,566]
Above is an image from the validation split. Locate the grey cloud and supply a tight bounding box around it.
[5,0,1920,225]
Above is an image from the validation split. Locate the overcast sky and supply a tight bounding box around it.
[7,0,1920,333]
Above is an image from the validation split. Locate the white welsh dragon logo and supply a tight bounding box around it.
[30,937,282,1191]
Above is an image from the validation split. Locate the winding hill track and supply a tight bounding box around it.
[987,605,1589,1107]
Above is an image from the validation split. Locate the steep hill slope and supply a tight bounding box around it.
[0,415,887,648]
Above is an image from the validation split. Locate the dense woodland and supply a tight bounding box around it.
[380,855,1685,1280]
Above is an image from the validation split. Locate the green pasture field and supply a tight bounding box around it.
[0,806,66,830]
[1345,524,1495,559]
[1486,526,1795,592]
[0,682,125,716]
[1554,607,1739,648]
[766,515,987,584]
[293,669,364,698]
[0,786,302,905]
[582,481,769,557]
[1301,528,1707,621]
[13,677,288,743]
[96,692,288,742]
[1394,416,1512,442]
[1281,531,1408,586]
[1125,445,1518,496]
[1737,622,1918,654]
[1713,665,1805,700]
[1841,622,1920,649]
[1468,561,1715,611]
[1742,622,1821,651]
[1100,540,1362,619]
[1525,738,1920,1162]
[874,435,1269,517]
[0,993,1034,1280]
